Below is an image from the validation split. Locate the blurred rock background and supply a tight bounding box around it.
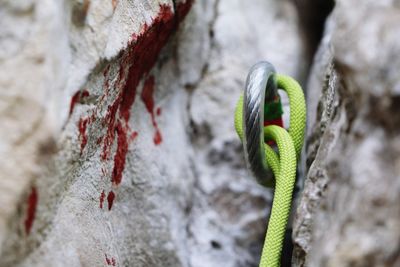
[0,0,398,266]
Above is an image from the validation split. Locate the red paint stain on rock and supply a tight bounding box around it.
[130,131,138,142]
[24,186,38,235]
[69,90,89,116]
[141,76,163,145]
[96,1,192,208]
[99,190,106,209]
[78,117,90,154]
[140,76,155,117]
[105,254,116,266]
[116,1,193,124]
[101,2,192,164]
[153,131,162,145]
[101,100,120,161]
[111,122,128,185]
[107,191,115,210]
[118,3,182,123]
[156,107,162,116]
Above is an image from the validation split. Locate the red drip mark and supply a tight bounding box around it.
[130,131,138,142]
[96,1,193,209]
[69,90,89,116]
[78,117,90,154]
[141,76,163,145]
[101,2,192,163]
[111,122,128,185]
[141,77,155,115]
[154,129,162,145]
[107,191,115,210]
[24,186,38,235]
[156,107,162,116]
[99,190,106,209]
[101,100,120,161]
[105,254,116,266]
[118,3,192,123]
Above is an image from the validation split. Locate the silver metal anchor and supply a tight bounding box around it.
[242,61,279,185]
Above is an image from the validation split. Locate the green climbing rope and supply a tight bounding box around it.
[234,74,306,267]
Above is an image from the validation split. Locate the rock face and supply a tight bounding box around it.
[293,1,400,266]
[2,0,399,266]
[0,0,305,266]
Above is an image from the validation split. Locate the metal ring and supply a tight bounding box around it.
[242,61,278,185]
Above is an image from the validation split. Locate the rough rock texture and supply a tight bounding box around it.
[0,0,306,266]
[4,0,398,266]
[293,1,400,266]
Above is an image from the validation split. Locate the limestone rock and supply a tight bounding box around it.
[0,0,305,266]
[293,1,400,266]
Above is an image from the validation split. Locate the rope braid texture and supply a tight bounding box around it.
[234,74,306,267]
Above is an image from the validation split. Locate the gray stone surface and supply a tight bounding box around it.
[293,1,400,266]
[5,0,399,266]
[0,0,305,266]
